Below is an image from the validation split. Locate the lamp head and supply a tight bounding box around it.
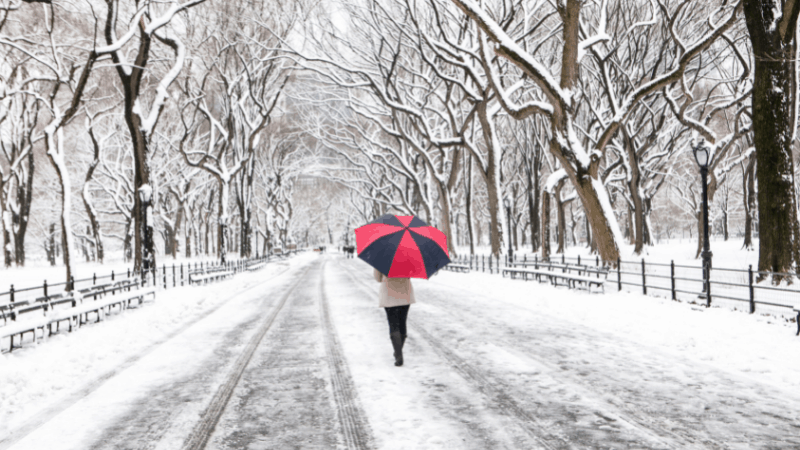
[693,140,710,168]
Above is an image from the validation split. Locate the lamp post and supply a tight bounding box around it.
[504,197,513,263]
[693,139,713,307]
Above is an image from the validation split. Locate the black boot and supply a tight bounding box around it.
[390,331,404,366]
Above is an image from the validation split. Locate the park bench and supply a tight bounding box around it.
[444,264,470,273]
[503,264,608,293]
[246,262,266,272]
[509,260,573,271]
[0,280,155,352]
[188,267,235,285]
[548,267,608,293]
[502,267,553,283]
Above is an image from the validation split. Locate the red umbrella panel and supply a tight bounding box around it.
[355,214,450,279]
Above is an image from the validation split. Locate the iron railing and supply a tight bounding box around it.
[448,253,799,317]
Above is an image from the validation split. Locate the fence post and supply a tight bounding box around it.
[163,264,167,289]
[748,265,755,314]
[9,285,13,303]
[535,254,538,269]
[489,255,492,274]
[641,259,647,295]
[617,258,621,291]
[596,256,599,267]
[173,264,176,288]
[562,254,565,264]
[127,268,130,279]
[44,280,48,298]
[111,270,115,281]
[181,264,184,286]
[670,261,676,301]
[577,255,581,266]
[93,273,96,285]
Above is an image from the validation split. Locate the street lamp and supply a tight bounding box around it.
[693,139,713,307]
[504,197,513,263]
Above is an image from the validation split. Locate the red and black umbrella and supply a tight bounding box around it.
[355,214,450,279]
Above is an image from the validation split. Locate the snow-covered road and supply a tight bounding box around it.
[3,254,800,449]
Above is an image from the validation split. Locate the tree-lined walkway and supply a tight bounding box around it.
[5,254,800,449]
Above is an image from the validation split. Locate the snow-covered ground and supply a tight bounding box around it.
[0,253,314,445]
[459,236,756,269]
[2,252,800,449]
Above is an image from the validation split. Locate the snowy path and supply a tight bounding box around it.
[3,254,800,449]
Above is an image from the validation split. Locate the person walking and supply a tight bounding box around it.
[374,268,415,366]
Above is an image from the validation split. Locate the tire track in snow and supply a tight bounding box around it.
[180,263,313,450]
[339,266,563,450]
[319,261,373,450]
[0,264,294,450]
[418,276,766,449]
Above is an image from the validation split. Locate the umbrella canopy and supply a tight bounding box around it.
[355,214,450,279]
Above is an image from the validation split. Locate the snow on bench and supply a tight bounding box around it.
[246,262,266,272]
[0,283,156,352]
[502,267,553,282]
[502,265,608,293]
[444,264,470,273]
[188,269,235,285]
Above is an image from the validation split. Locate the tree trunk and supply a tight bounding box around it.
[13,149,34,266]
[541,190,551,260]
[46,128,75,291]
[476,103,506,258]
[84,129,103,263]
[643,198,653,246]
[164,223,175,257]
[46,223,57,266]
[186,218,192,258]
[743,156,756,250]
[217,181,230,263]
[528,160,541,252]
[438,180,458,258]
[626,207,634,244]
[723,209,729,241]
[83,226,91,262]
[138,185,155,280]
[466,152,475,255]
[743,0,800,280]
[1,186,10,267]
[123,217,133,262]
[555,181,566,254]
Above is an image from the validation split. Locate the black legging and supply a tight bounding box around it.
[384,305,410,336]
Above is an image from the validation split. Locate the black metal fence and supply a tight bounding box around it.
[448,253,799,317]
[0,253,290,307]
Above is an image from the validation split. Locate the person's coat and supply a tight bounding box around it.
[373,269,416,308]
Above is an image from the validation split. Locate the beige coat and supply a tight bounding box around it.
[373,269,416,308]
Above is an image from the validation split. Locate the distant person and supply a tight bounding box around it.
[373,268,414,366]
